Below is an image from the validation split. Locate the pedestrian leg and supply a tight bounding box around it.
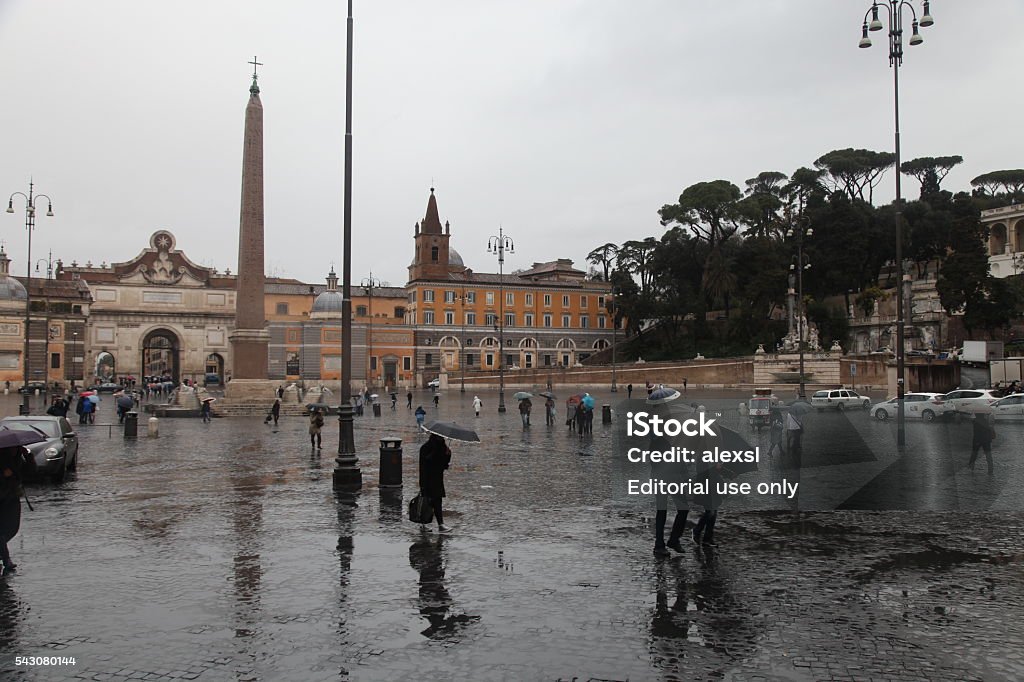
[983,443,993,474]
[969,444,979,470]
[431,497,444,527]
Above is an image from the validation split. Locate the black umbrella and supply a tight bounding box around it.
[422,421,480,443]
[0,427,47,449]
[646,387,681,404]
[539,391,556,399]
[785,400,813,416]
[655,402,757,477]
[116,395,135,409]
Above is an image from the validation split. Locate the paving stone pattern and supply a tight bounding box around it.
[0,390,1022,681]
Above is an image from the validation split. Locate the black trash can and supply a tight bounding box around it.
[602,404,612,424]
[379,437,403,488]
[372,403,382,417]
[124,411,139,439]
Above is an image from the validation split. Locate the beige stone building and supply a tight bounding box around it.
[983,202,1024,278]
[58,230,236,384]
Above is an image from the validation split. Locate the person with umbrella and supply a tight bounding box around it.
[271,398,281,426]
[582,393,596,434]
[433,393,440,409]
[415,405,427,428]
[970,411,996,474]
[407,391,413,409]
[1,437,39,575]
[419,432,453,533]
[543,394,556,426]
[390,391,398,411]
[472,396,482,418]
[627,383,633,399]
[518,397,532,428]
[200,397,214,423]
[116,392,135,424]
[309,406,324,449]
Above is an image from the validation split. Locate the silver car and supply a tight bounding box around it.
[811,389,871,411]
[871,392,945,422]
[0,416,79,483]
[991,393,1024,420]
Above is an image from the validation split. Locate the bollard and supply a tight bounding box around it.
[602,404,612,424]
[124,411,139,439]
[18,403,29,416]
[148,416,159,438]
[379,437,403,488]
[372,403,381,417]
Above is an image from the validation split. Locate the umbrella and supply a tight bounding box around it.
[201,397,217,403]
[422,421,480,443]
[581,394,595,409]
[539,391,556,399]
[78,390,96,397]
[87,394,101,404]
[0,427,47,449]
[566,393,584,406]
[513,392,533,400]
[306,402,329,411]
[785,400,814,416]
[646,386,681,404]
[370,394,379,400]
[116,395,134,409]
[655,401,757,477]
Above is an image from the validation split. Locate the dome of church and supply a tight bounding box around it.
[311,290,344,316]
[449,248,464,268]
[0,276,27,302]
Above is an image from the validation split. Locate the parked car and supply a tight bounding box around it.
[940,388,1001,414]
[86,382,120,393]
[811,388,871,411]
[427,378,441,389]
[871,392,946,422]
[990,393,1024,420]
[17,381,48,394]
[0,415,79,483]
[204,373,222,386]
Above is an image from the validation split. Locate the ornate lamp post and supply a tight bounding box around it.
[787,219,813,399]
[458,285,468,393]
[334,0,361,489]
[7,180,54,414]
[360,271,381,388]
[857,0,934,449]
[609,288,618,393]
[487,227,514,413]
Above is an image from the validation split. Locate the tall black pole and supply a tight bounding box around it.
[610,293,617,393]
[498,250,506,413]
[798,243,806,400]
[23,188,34,414]
[334,0,361,488]
[460,285,466,393]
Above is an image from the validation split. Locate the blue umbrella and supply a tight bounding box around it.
[581,393,595,409]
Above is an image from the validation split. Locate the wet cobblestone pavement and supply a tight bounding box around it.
[1,389,1022,680]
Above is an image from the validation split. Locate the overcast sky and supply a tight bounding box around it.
[1,1,1021,288]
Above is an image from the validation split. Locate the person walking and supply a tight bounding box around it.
[544,396,556,426]
[627,383,633,399]
[309,408,324,449]
[472,396,482,418]
[82,396,96,424]
[682,378,688,393]
[407,391,413,409]
[200,399,212,423]
[969,413,995,474]
[566,400,577,431]
[75,395,86,424]
[415,405,427,428]
[390,392,398,411]
[1,445,36,575]
[692,462,723,547]
[419,433,453,533]
[433,393,440,409]
[646,381,653,397]
[519,398,532,428]
[766,408,785,462]
[271,398,281,427]
[651,431,690,557]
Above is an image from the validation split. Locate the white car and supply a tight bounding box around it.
[811,389,871,411]
[871,392,946,422]
[990,393,1024,420]
[941,389,1000,414]
[427,378,441,389]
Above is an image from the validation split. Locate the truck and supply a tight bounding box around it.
[990,358,1024,388]
[747,387,781,429]
[957,340,1004,366]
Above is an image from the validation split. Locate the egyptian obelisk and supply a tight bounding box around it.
[228,58,270,393]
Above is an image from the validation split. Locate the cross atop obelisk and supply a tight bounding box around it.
[248,56,263,94]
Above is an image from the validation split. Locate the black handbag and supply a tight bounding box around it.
[408,494,434,524]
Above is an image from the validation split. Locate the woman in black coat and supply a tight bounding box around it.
[419,434,452,533]
[1,446,36,574]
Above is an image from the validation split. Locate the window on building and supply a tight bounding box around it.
[543,314,552,328]
[423,310,435,324]
[544,354,553,366]
[408,292,416,303]
[544,294,552,307]
[505,354,516,367]
[356,305,367,317]
[598,316,606,329]
[581,295,588,307]
[370,356,378,370]
[275,302,289,315]
[598,296,605,309]
[485,313,497,326]
[506,292,514,306]
[562,315,571,328]
[444,290,455,303]
[581,315,589,328]
[466,354,475,366]
[505,313,515,327]
[51,353,61,369]
[394,306,405,318]
[524,313,534,327]
[445,311,455,325]
[485,352,494,367]
[403,356,411,371]
[562,295,570,307]
[423,290,434,302]
[466,291,476,304]
[425,353,433,365]
[485,291,494,305]
[431,246,439,261]
[466,312,477,325]
[525,293,534,306]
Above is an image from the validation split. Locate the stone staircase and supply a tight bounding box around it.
[213,401,311,417]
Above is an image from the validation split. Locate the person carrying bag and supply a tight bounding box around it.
[1,445,37,575]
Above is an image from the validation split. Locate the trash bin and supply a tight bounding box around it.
[372,403,382,417]
[379,437,403,488]
[124,411,139,439]
[602,404,612,424]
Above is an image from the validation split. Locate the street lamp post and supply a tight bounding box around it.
[71,331,79,387]
[360,271,381,389]
[7,180,54,414]
[458,285,467,393]
[334,0,361,489]
[787,220,813,399]
[609,289,618,393]
[487,227,514,413]
[857,0,934,449]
